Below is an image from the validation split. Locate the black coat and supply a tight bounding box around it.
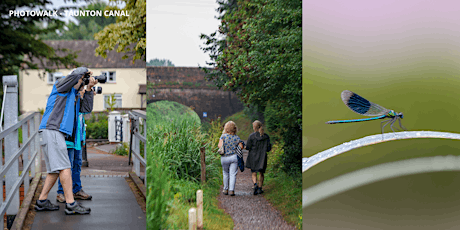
[245,132,271,173]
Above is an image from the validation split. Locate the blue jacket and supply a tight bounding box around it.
[39,67,94,136]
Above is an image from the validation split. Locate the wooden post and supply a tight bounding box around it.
[189,208,197,230]
[200,147,206,184]
[197,190,203,229]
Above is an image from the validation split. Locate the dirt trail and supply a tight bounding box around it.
[217,150,296,230]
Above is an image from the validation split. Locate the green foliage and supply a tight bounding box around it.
[146,102,232,229]
[147,141,172,229]
[39,2,116,40]
[95,0,146,62]
[264,141,302,229]
[86,113,108,139]
[0,0,82,77]
[105,93,117,111]
[110,142,129,156]
[147,101,200,130]
[201,0,301,175]
[223,111,252,141]
[147,58,174,66]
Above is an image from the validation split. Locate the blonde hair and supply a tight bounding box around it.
[223,121,238,135]
[253,120,264,136]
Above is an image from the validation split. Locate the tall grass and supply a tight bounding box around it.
[147,102,232,229]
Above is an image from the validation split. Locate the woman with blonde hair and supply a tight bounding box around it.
[218,121,244,196]
[246,120,271,195]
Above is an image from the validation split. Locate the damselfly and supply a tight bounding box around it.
[326,90,406,134]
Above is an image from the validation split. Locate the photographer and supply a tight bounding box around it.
[55,86,93,204]
[35,67,97,215]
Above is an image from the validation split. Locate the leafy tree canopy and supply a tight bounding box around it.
[201,0,301,175]
[39,2,117,40]
[94,0,146,62]
[0,0,82,77]
[147,58,175,67]
[201,0,301,128]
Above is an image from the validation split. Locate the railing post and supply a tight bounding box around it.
[133,117,140,176]
[22,120,30,195]
[29,114,36,178]
[200,147,206,184]
[189,207,197,230]
[34,113,42,173]
[143,117,147,183]
[108,111,121,143]
[3,75,20,227]
[197,190,203,229]
[122,114,130,145]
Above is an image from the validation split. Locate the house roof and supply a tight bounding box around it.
[28,40,145,69]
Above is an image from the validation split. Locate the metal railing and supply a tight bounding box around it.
[1,75,41,229]
[128,110,146,186]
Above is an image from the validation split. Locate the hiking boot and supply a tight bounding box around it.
[56,193,66,203]
[253,186,259,195]
[35,199,59,211]
[223,189,228,195]
[229,190,235,196]
[257,187,264,194]
[65,202,91,215]
[74,189,92,200]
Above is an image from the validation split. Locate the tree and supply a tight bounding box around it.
[0,0,83,111]
[147,58,175,67]
[40,2,117,40]
[201,0,302,176]
[0,0,82,77]
[94,0,146,62]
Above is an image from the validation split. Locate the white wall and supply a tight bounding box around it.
[19,68,146,112]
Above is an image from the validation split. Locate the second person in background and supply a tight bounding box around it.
[246,120,272,195]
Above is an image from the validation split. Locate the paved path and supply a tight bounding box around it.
[217,150,296,230]
[31,177,145,230]
[30,145,145,230]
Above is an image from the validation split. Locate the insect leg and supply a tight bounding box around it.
[389,118,397,133]
[398,117,407,131]
[381,118,392,134]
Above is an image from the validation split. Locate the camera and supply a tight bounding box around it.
[92,86,102,94]
[83,72,107,85]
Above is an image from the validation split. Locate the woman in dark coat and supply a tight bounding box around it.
[246,120,271,195]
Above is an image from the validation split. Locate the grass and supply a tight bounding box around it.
[146,101,233,229]
[223,111,254,141]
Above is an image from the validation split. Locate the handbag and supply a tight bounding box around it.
[236,145,244,172]
[218,145,225,156]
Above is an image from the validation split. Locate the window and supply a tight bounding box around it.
[101,71,116,83]
[103,94,122,110]
[47,72,64,84]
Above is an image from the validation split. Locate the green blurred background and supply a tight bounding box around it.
[303,0,460,228]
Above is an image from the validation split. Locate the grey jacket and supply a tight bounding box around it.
[39,67,94,135]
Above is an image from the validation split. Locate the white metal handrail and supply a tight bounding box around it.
[1,75,42,229]
[129,110,147,186]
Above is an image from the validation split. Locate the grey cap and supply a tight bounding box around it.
[69,67,90,76]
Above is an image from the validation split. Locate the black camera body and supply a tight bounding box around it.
[92,86,102,94]
[83,73,107,85]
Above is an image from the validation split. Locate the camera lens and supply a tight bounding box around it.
[95,75,107,84]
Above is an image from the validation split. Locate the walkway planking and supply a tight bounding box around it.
[31,177,145,230]
[30,145,145,230]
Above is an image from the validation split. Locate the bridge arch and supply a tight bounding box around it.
[147,67,244,121]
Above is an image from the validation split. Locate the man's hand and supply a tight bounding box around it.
[74,76,85,90]
[87,77,98,89]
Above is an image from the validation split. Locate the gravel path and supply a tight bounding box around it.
[217,150,296,230]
